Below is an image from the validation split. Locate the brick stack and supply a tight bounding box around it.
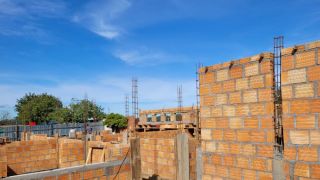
[58,138,84,168]
[0,147,7,178]
[138,131,178,179]
[6,139,58,175]
[281,41,320,179]
[200,53,275,179]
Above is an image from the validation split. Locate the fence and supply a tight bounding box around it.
[0,122,104,141]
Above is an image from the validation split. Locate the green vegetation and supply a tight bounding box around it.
[15,93,106,124]
[15,93,63,124]
[103,113,127,131]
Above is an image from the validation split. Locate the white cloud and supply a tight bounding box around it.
[73,0,131,39]
[0,75,196,115]
[0,0,66,39]
[113,47,191,66]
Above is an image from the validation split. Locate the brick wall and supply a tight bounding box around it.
[6,138,58,175]
[137,130,197,180]
[200,53,275,179]
[138,131,178,179]
[281,41,320,179]
[0,147,7,178]
[88,141,130,163]
[58,138,85,168]
[189,138,197,180]
[97,130,123,142]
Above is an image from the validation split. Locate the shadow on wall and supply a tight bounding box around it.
[143,174,159,180]
[7,167,17,176]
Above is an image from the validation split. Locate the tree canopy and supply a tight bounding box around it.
[15,93,106,124]
[69,99,106,123]
[103,113,127,131]
[15,93,63,124]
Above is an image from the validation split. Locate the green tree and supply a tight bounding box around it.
[48,107,73,123]
[69,99,106,122]
[103,113,127,132]
[15,93,63,124]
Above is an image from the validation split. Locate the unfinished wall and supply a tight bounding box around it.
[189,138,198,180]
[136,130,197,180]
[5,138,58,175]
[138,131,178,179]
[200,53,275,179]
[88,141,130,163]
[39,165,130,180]
[58,138,85,168]
[0,147,7,178]
[281,41,320,179]
[4,161,131,180]
[96,130,123,142]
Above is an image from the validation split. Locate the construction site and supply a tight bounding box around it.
[0,38,320,180]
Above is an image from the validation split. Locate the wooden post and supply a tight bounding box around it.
[130,137,141,180]
[177,133,189,180]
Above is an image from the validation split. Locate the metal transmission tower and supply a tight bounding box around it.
[177,85,183,111]
[132,78,139,119]
[177,85,183,121]
[125,95,129,117]
[273,36,284,155]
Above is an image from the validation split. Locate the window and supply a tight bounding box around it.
[147,114,152,122]
[156,114,161,122]
[165,113,171,121]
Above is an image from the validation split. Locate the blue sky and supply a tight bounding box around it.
[0,0,319,117]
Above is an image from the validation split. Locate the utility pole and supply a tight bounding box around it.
[83,93,89,162]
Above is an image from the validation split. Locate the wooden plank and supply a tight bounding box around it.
[85,148,92,164]
[130,138,141,180]
[177,133,189,180]
[100,148,106,162]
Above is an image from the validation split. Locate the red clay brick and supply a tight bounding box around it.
[244,117,258,128]
[298,147,318,162]
[284,146,297,160]
[230,66,243,79]
[311,164,320,179]
[223,80,235,92]
[223,130,236,141]
[296,115,315,129]
[282,55,294,71]
[252,158,267,171]
[211,83,222,93]
[290,100,311,114]
[229,91,242,104]
[295,50,316,68]
[294,163,310,178]
[260,60,273,74]
[311,99,320,113]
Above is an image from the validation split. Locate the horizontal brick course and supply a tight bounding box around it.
[200,53,275,179]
